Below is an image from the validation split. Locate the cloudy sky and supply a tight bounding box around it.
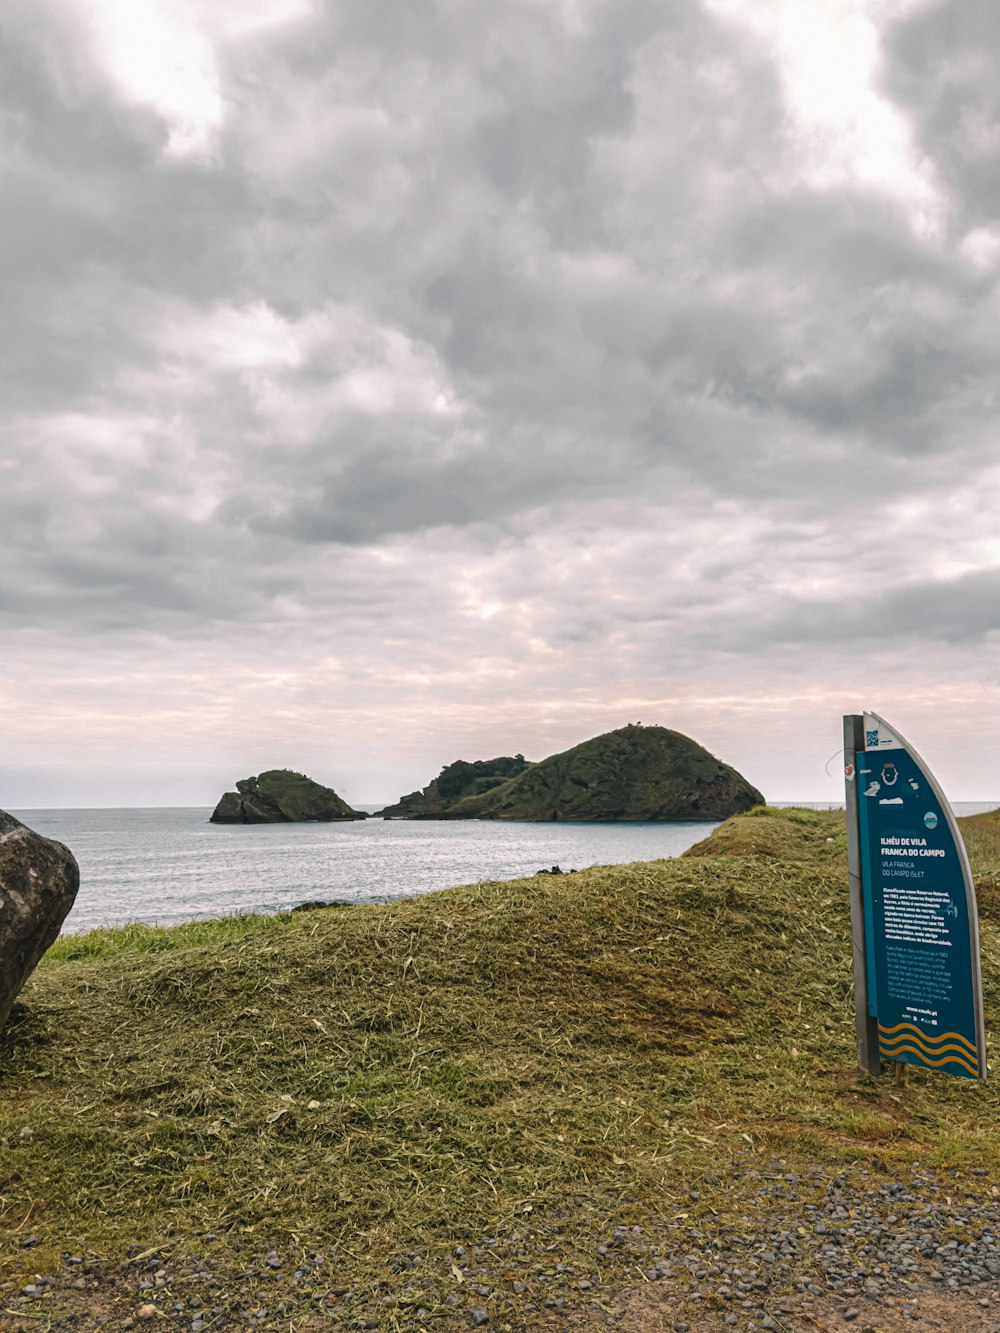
[3,0,999,808]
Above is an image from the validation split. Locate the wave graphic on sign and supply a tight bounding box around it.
[877,1021,979,1077]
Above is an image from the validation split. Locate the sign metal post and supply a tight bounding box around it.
[844,714,881,1076]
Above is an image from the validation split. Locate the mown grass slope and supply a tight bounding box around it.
[2,807,999,1295]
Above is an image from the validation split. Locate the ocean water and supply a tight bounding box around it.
[12,807,726,935]
[13,801,999,936]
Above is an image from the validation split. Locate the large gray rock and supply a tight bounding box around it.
[0,810,79,1033]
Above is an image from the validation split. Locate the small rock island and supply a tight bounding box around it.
[210,770,366,824]
[376,724,764,822]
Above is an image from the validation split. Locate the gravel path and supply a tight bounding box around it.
[616,1160,1000,1333]
[2,1162,999,1331]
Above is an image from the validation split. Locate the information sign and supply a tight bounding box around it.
[844,713,985,1081]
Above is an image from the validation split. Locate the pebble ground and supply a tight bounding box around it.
[2,1161,999,1331]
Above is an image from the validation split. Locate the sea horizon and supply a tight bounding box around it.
[10,798,1000,812]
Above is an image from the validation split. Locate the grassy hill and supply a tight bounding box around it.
[451,723,764,820]
[2,807,1000,1326]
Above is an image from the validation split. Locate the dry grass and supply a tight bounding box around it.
[2,807,1000,1303]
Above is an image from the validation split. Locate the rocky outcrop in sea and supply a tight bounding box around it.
[377,724,764,822]
[376,755,530,819]
[210,770,366,824]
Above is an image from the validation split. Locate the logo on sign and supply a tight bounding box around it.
[924,811,938,830]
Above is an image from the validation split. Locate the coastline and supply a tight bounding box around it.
[17,808,721,935]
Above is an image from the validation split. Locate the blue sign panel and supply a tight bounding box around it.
[852,714,985,1081]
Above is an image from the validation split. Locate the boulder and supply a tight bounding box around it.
[0,810,80,1034]
[291,900,352,912]
[210,769,366,823]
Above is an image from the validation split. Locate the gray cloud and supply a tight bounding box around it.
[3,0,1000,803]
[884,0,1000,229]
[700,568,1000,655]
